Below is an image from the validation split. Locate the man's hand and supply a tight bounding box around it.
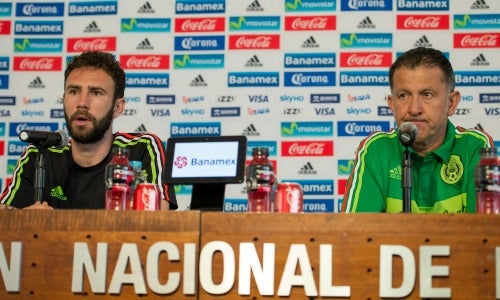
[23,201,54,210]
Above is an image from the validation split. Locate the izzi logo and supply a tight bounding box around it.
[455,71,500,86]
[68,1,118,16]
[338,121,390,136]
[285,0,336,12]
[174,54,224,69]
[284,71,335,87]
[16,2,64,17]
[228,72,279,87]
[229,16,280,31]
[340,33,392,48]
[170,122,221,137]
[125,73,169,88]
[175,0,225,14]
[397,0,449,11]
[284,53,335,68]
[174,35,225,51]
[121,18,170,32]
[341,0,392,11]
[281,121,333,137]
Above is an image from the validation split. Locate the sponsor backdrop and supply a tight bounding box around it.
[0,0,499,211]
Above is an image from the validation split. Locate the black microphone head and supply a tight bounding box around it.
[398,122,418,147]
[55,130,70,148]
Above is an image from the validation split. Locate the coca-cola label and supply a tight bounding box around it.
[175,17,225,32]
[397,15,449,30]
[454,33,500,48]
[120,55,169,70]
[13,56,62,71]
[340,52,392,67]
[281,141,334,157]
[67,37,116,52]
[229,34,280,49]
[285,16,336,31]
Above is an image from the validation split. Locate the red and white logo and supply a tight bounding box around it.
[120,55,169,70]
[67,37,117,52]
[229,34,280,50]
[175,17,225,32]
[0,21,11,35]
[281,141,334,157]
[340,52,392,68]
[454,33,500,48]
[13,56,62,71]
[397,15,449,30]
[285,16,336,31]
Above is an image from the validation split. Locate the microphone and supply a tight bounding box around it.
[398,122,418,147]
[19,130,69,148]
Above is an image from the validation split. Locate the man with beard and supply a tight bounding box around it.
[0,51,177,210]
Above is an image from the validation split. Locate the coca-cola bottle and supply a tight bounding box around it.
[474,147,500,214]
[105,147,134,210]
[245,147,276,212]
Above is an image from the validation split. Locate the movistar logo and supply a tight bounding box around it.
[174,54,190,68]
[454,14,500,29]
[51,186,67,201]
[341,33,392,48]
[285,0,335,11]
[281,121,333,137]
[230,16,245,29]
[338,159,355,175]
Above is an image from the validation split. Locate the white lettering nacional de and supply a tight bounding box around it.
[71,241,350,297]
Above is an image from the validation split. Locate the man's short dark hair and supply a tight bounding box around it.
[64,51,126,100]
[389,47,455,92]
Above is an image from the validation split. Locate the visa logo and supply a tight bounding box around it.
[314,107,335,115]
[249,95,269,102]
[484,108,500,116]
[150,109,170,117]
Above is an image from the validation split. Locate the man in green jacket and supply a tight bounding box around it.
[342,47,494,213]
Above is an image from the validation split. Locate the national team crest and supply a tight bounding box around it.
[440,155,464,184]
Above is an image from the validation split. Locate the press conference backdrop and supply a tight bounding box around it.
[0,0,499,211]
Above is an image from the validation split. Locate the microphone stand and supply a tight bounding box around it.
[34,148,46,204]
[401,146,412,213]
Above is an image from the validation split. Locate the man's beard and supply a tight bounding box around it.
[65,107,114,144]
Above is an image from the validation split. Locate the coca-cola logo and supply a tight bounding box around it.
[460,34,498,47]
[73,39,108,51]
[14,57,62,71]
[181,19,217,31]
[403,16,441,29]
[291,17,328,30]
[281,141,333,156]
[236,36,271,48]
[347,54,383,66]
[126,56,161,68]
